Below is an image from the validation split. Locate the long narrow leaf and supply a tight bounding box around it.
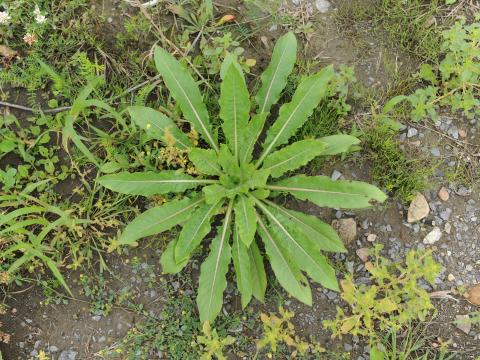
[128,106,192,149]
[0,206,45,227]
[248,241,267,302]
[234,195,256,246]
[256,214,312,305]
[232,226,253,308]
[256,32,297,114]
[239,113,268,164]
[154,47,218,152]
[98,171,217,196]
[197,200,234,322]
[189,148,222,176]
[0,218,49,236]
[257,200,339,291]
[265,200,346,253]
[258,66,335,165]
[117,197,203,246]
[262,139,326,178]
[220,64,250,159]
[63,114,99,166]
[161,237,189,274]
[317,135,360,156]
[175,200,223,263]
[268,175,387,209]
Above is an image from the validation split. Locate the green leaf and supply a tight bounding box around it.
[381,95,408,114]
[239,113,268,164]
[232,226,253,308]
[269,175,387,209]
[118,197,203,246]
[203,184,228,205]
[248,241,267,302]
[128,106,191,149]
[220,64,250,159]
[197,201,234,322]
[44,257,73,297]
[258,66,335,165]
[175,200,223,263]
[220,52,243,80]
[256,215,312,305]
[217,144,239,176]
[317,135,360,156]
[256,201,339,291]
[370,347,385,360]
[265,200,346,253]
[256,32,297,114]
[161,238,189,274]
[98,171,216,196]
[63,114,99,166]
[154,46,218,152]
[0,206,45,227]
[189,148,222,176]
[0,139,16,154]
[234,195,256,246]
[99,161,123,174]
[262,139,326,178]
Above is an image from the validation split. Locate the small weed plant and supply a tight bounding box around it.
[407,17,480,121]
[323,245,441,345]
[256,307,318,358]
[99,32,387,322]
[197,321,235,360]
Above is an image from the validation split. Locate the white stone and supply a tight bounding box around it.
[423,227,442,245]
[315,0,331,13]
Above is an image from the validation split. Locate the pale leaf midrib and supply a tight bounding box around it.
[257,215,298,285]
[149,121,189,149]
[266,185,367,198]
[264,147,318,173]
[180,203,218,255]
[259,75,325,164]
[206,201,232,317]
[106,179,216,184]
[125,199,202,239]
[259,202,326,277]
[160,56,218,152]
[260,43,289,114]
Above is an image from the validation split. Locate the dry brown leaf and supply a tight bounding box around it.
[464,284,480,305]
[0,45,18,58]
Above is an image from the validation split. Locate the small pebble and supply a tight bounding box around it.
[423,227,442,245]
[356,248,369,262]
[367,233,377,242]
[431,148,441,157]
[331,170,342,180]
[407,127,418,137]
[438,187,450,201]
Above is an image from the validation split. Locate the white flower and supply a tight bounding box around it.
[23,32,37,46]
[0,11,11,24]
[34,5,47,24]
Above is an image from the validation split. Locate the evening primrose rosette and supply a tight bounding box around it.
[98,32,387,322]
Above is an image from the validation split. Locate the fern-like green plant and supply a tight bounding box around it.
[98,32,387,322]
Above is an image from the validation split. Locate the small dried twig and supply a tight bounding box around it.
[0,101,71,114]
[429,290,459,302]
[125,0,159,7]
